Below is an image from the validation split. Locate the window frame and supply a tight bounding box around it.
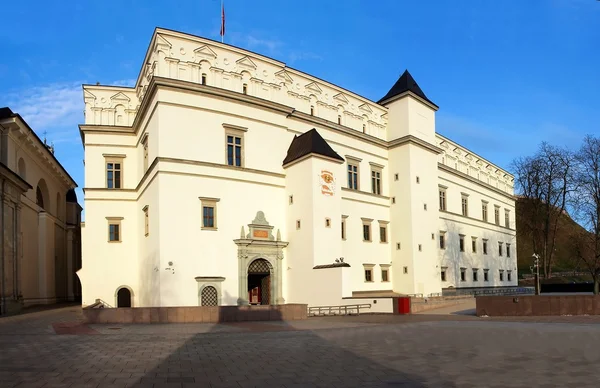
[380,264,391,282]
[494,205,500,225]
[507,243,511,258]
[507,270,512,282]
[142,205,149,237]
[482,200,488,222]
[505,209,510,228]
[370,164,383,195]
[378,220,389,244]
[346,157,361,190]
[223,124,247,168]
[439,186,447,211]
[460,267,466,282]
[473,268,478,282]
[483,239,488,255]
[498,241,503,257]
[363,264,375,282]
[142,134,149,173]
[484,269,490,282]
[439,231,446,249]
[341,215,348,240]
[362,218,373,242]
[471,237,477,253]
[499,269,504,282]
[461,193,469,217]
[104,154,125,189]
[199,197,220,230]
[459,234,465,252]
[106,217,123,243]
[441,267,447,282]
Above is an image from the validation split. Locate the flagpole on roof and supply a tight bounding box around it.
[220,0,225,43]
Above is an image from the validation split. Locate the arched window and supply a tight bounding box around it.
[201,286,218,306]
[17,158,26,180]
[36,179,49,210]
[36,187,44,209]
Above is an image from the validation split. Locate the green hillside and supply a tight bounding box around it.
[516,197,587,279]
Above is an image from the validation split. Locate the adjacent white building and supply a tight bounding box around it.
[77,28,517,309]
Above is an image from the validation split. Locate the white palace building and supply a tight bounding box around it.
[77,28,518,309]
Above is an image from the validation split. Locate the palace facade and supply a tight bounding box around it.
[0,108,82,315]
[77,28,517,309]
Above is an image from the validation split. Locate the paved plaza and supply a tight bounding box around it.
[2,306,600,387]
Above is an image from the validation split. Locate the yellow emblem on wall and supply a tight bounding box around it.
[319,170,335,196]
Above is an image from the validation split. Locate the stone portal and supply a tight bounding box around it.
[234,211,288,306]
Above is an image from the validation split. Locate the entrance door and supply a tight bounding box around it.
[117,288,131,307]
[247,259,271,305]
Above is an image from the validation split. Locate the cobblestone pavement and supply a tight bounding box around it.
[2,307,600,387]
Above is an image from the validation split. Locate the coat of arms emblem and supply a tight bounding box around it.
[319,170,335,196]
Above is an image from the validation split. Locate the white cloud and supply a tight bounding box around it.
[5,82,83,143]
[245,36,282,53]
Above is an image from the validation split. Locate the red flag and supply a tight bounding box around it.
[220,2,225,38]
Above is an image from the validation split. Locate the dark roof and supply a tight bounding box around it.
[0,107,78,187]
[313,263,351,269]
[377,70,437,107]
[66,188,78,203]
[282,128,344,166]
[0,107,16,120]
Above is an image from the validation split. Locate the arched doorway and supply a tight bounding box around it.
[116,287,132,307]
[247,259,271,305]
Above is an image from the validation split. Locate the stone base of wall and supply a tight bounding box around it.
[410,296,474,313]
[82,304,308,324]
[476,295,600,316]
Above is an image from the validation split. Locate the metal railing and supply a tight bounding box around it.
[89,298,114,309]
[308,304,371,317]
[443,287,534,297]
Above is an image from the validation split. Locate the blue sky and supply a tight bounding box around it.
[1,0,598,212]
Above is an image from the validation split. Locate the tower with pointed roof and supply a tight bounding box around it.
[381,70,442,296]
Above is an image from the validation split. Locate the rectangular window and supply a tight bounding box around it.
[484,269,489,282]
[363,224,371,241]
[507,243,511,258]
[296,220,301,229]
[499,242,503,257]
[347,162,359,190]
[439,189,447,211]
[461,195,468,216]
[201,73,207,85]
[371,169,381,195]
[143,136,149,172]
[203,206,215,228]
[199,197,219,230]
[310,105,314,116]
[483,239,488,255]
[441,268,447,282]
[364,269,373,282]
[495,206,500,225]
[460,268,466,282]
[473,269,478,282]
[341,216,347,240]
[499,270,504,282]
[471,237,477,253]
[459,235,465,252]
[439,232,446,249]
[106,160,123,189]
[507,270,512,282]
[109,224,120,242]
[143,206,149,237]
[505,209,510,228]
[403,266,408,274]
[242,83,248,94]
[226,134,243,167]
[482,201,488,222]
[106,217,123,242]
[325,218,331,228]
[381,268,389,282]
[379,226,387,243]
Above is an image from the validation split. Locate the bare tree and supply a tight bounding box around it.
[572,135,600,294]
[512,142,574,278]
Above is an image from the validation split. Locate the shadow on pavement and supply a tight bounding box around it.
[128,306,457,388]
